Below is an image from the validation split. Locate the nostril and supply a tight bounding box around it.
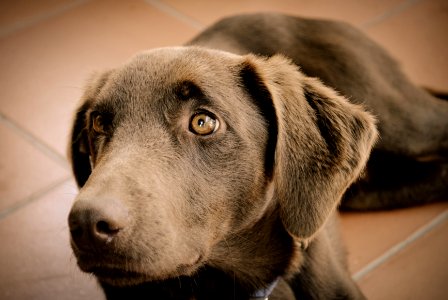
[94,220,122,241]
[68,214,83,239]
[70,225,83,239]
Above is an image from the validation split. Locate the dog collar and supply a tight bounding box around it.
[249,278,279,300]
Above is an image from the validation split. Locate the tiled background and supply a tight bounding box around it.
[0,0,447,299]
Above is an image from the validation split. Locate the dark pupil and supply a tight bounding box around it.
[198,118,205,127]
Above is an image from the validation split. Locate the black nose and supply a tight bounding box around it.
[68,197,128,251]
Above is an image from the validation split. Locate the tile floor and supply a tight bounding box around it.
[0,0,447,299]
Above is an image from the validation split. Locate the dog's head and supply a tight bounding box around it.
[68,47,377,286]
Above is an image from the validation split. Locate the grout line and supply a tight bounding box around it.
[0,0,91,38]
[0,176,71,221]
[144,0,205,30]
[360,0,422,29]
[0,112,70,170]
[352,209,448,281]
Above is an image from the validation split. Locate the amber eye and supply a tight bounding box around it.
[189,112,219,136]
[92,114,106,134]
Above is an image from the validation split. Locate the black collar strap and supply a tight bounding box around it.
[249,278,280,300]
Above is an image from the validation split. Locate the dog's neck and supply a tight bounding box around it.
[208,204,302,288]
[101,206,301,299]
[101,268,284,300]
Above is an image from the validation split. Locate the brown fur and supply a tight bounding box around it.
[68,13,447,299]
[190,14,448,210]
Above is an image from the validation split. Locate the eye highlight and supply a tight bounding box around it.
[189,112,219,136]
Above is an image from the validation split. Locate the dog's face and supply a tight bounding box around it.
[68,47,377,286]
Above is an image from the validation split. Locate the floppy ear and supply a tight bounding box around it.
[68,71,111,188]
[239,54,378,239]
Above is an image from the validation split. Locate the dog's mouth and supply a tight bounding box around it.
[89,267,149,286]
[77,253,205,286]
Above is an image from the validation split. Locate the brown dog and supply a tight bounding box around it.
[68,13,447,299]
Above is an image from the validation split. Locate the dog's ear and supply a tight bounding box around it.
[68,71,111,188]
[239,55,377,239]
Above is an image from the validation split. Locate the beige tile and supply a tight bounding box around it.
[0,0,81,34]
[0,180,104,300]
[163,0,403,27]
[366,0,448,89]
[0,0,199,156]
[358,217,448,300]
[0,122,68,212]
[340,202,448,274]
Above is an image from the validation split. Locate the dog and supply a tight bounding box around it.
[67,13,448,299]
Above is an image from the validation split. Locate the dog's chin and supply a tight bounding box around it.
[78,257,204,287]
[90,267,152,286]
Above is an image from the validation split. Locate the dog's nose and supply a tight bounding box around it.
[68,197,128,250]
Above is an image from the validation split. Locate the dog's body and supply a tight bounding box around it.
[68,14,448,299]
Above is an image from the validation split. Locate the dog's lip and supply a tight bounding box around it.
[80,263,156,286]
[77,253,205,285]
[90,266,146,281]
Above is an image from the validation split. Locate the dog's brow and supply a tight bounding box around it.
[175,80,205,101]
[91,101,115,116]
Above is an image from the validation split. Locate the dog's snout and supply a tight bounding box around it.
[68,197,129,250]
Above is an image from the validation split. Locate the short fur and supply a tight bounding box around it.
[68,13,447,299]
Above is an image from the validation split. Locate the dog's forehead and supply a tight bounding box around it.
[89,46,254,125]
[133,46,240,62]
[94,47,246,112]
[121,46,241,82]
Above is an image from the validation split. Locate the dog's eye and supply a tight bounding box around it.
[92,114,106,134]
[189,112,219,136]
